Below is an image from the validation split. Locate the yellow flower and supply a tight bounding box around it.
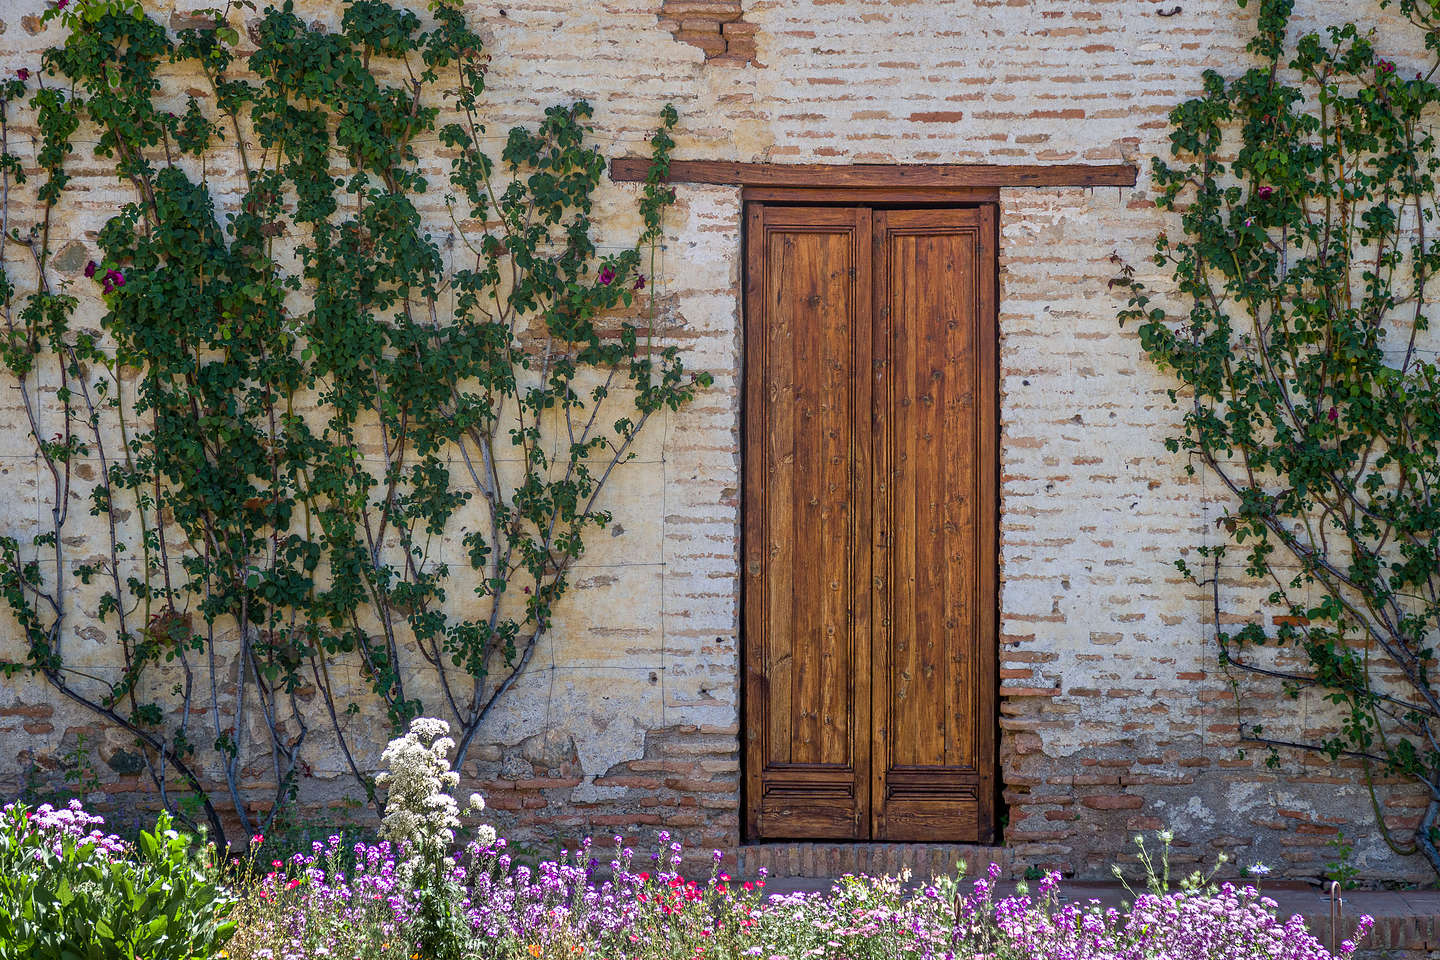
[529,945,542,958]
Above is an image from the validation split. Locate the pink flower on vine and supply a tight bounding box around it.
[1244,216,1255,227]
[1257,185,1273,199]
[1379,59,1395,74]
[1328,406,1338,422]
[16,69,28,82]
[598,266,616,286]
[100,268,125,292]
[83,261,96,278]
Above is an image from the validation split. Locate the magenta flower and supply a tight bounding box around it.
[1257,185,1273,199]
[633,273,646,291]
[83,260,96,278]
[54,0,68,9]
[598,266,616,286]
[100,269,125,292]
[1379,59,1395,73]
[16,69,28,82]
[1329,406,1338,421]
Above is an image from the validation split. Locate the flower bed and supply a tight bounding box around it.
[0,720,1377,960]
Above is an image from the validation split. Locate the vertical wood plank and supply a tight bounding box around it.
[869,209,891,842]
[742,201,766,841]
[765,227,796,768]
[975,203,1000,841]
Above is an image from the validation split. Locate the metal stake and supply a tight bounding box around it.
[1329,881,1343,956]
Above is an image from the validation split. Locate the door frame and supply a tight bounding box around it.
[739,187,1003,844]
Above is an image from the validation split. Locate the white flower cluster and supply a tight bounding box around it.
[376,717,496,860]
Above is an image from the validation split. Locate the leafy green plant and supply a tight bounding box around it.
[0,0,704,848]
[1117,0,1440,876]
[1111,830,1229,897]
[0,801,236,960]
[1325,830,1361,889]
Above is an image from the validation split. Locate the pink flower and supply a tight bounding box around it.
[54,0,68,9]
[1257,185,1273,199]
[16,69,28,82]
[83,261,96,278]
[100,268,125,292]
[1379,59,1395,73]
[1328,406,1338,422]
[598,266,616,285]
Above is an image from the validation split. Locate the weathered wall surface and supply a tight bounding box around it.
[0,0,1432,881]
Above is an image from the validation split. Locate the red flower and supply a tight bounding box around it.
[287,878,301,889]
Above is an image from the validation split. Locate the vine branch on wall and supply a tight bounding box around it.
[1118,0,1440,875]
[0,0,706,848]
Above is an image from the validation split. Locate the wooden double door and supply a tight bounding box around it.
[742,204,998,842]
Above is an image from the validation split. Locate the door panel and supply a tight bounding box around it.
[871,208,997,841]
[744,205,872,839]
[744,203,995,843]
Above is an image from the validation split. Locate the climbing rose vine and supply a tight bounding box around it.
[1118,0,1440,874]
[0,0,705,848]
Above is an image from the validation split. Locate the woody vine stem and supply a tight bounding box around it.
[0,0,706,847]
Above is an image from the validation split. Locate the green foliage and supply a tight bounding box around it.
[0,0,703,847]
[1118,0,1440,874]
[1325,831,1361,889]
[0,804,236,960]
[1110,831,1229,898]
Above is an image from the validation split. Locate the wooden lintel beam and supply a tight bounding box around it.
[609,157,1137,188]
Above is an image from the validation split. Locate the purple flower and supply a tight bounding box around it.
[101,268,125,292]
[16,69,28,82]
[1257,185,1273,199]
[633,273,646,291]
[598,266,616,286]
[83,261,96,278]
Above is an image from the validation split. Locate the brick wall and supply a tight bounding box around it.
[0,0,1433,882]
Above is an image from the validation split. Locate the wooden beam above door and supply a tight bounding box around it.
[609,157,1137,188]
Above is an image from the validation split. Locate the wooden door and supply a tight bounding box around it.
[744,203,997,843]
